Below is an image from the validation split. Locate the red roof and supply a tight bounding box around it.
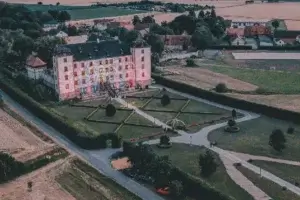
[26,55,46,68]
[226,28,244,37]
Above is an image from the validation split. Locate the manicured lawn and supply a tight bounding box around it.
[67,7,145,20]
[90,109,131,123]
[84,121,118,135]
[52,105,95,120]
[183,100,230,114]
[125,113,153,126]
[144,99,187,111]
[152,144,253,200]
[117,125,162,140]
[74,99,122,108]
[236,165,300,200]
[208,116,300,161]
[252,160,300,186]
[57,159,141,200]
[145,111,177,123]
[205,65,300,94]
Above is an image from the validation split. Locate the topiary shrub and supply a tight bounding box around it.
[215,83,228,93]
[224,119,240,133]
[186,58,195,66]
[158,135,172,148]
[161,94,171,106]
[228,119,236,127]
[287,127,295,134]
[106,104,116,117]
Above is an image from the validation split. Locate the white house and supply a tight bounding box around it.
[231,36,246,46]
[230,19,269,28]
[25,55,47,80]
[274,38,285,46]
[56,31,68,38]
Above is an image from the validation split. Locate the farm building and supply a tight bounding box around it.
[230,19,269,28]
[52,40,151,100]
[244,24,271,37]
[274,30,300,44]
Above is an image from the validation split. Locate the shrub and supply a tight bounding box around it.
[160,135,170,145]
[0,152,26,183]
[106,104,116,117]
[269,129,286,152]
[247,159,253,163]
[215,83,228,93]
[287,127,295,134]
[227,119,236,127]
[186,58,195,66]
[161,94,171,106]
[111,135,122,148]
[170,180,183,199]
[198,150,218,177]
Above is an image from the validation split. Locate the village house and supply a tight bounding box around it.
[56,31,68,38]
[25,55,47,80]
[274,30,300,44]
[52,40,151,100]
[244,24,271,37]
[226,28,244,37]
[230,19,269,28]
[64,35,88,44]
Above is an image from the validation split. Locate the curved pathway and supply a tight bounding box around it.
[116,85,300,199]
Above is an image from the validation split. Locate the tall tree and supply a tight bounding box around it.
[188,10,196,18]
[132,15,141,25]
[57,11,70,22]
[125,30,140,46]
[191,25,213,54]
[142,15,155,24]
[211,8,217,18]
[269,129,286,152]
[144,33,164,56]
[271,20,280,31]
[198,150,218,177]
[198,10,205,19]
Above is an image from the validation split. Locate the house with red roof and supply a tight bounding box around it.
[25,55,47,81]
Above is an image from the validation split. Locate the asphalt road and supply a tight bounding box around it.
[0,90,164,200]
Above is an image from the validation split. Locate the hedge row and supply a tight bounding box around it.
[209,45,300,50]
[0,78,121,149]
[209,45,252,50]
[152,75,300,124]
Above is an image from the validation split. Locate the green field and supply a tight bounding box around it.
[204,65,300,94]
[208,115,300,161]
[252,160,300,186]
[152,144,253,200]
[57,159,141,200]
[67,7,145,20]
[236,165,300,200]
[17,4,88,11]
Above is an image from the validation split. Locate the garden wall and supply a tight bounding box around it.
[0,77,121,149]
[152,75,300,124]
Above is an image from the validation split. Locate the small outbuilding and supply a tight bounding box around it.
[25,55,47,81]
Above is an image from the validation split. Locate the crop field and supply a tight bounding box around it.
[67,7,146,20]
[208,115,300,161]
[0,108,55,162]
[152,144,253,200]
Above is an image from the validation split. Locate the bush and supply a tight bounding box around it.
[161,94,171,106]
[170,180,183,199]
[287,127,295,134]
[215,83,228,93]
[111,135,122,148]
[159,135,170,145]
[106,104,116,117]
[198,150,218,177]
[269,129,286,152]
[186,58,195,66]
[227,119,236,127]
[0,152,26,183]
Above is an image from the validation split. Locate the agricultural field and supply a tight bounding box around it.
[67,7,146,20]
[236,165,300,200]
[208,115,300,161]
[151,143,253,200]
[0,107,55,162]
[251,160,300,186]
[16,3,88,11]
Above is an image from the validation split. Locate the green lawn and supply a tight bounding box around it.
[57,159,141,200]
[117,125,162,140]
[152,144,253,200]
[236,165,300,200]
[17,4,88,11]
[145,110,177,123]
[252,160,300,186]
[205,65,300,94]
[144,99,187,111]
[208,115,300,161]
[67,7,145,20]
[125,113,153,126]
[90,109,131,123]
[52,105,95,120]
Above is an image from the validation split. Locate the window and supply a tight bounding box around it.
[64,58,67,63]
[119,58,122,62]
[110,75,114,78]
[141,64,145,69]
[82,71,85,76]
[65,84,69,89]
[74,72,77,76]
[81,63,84,68]
[126,73,128,78]
[90,69,94,74]
[110,67,113,72]
[90,62,93,66]
[125,57,128,62]
[110,59,113,64]
[74,64,77,68]
[105,60,108,64]
[64,66,68,72]
[99,60,102,65]
[75,80,78,85]
[105,68,109,72]
[125,65,128,70]
[65,75,68,80]
[106,76,109,81]
[82,79,86,84]
[91,77,94,83]
[142,72,145,77]
[141,56,144,62]
[119,74,123,78]
[119,66,122,71]
[141,49,144,54]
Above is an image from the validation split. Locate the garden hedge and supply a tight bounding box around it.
[152,75,300,124]
[0,78,121,150]
[208,45,300,51]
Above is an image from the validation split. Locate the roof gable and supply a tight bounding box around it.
[26,55,46,68]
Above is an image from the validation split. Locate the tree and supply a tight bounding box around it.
[142,15,155,24]
[0,152,25,183]
[159,135,170,145]
[132,15,141,26]
[161,94,170,106]
[48,10,60,20]
[57,11,70,22]
[12,34,35,64]
[287,127,295,134]
[232,109,237,119]
[191,25,213,54]
[271,20,280,31]
[125,30,140,46]
[106,104,116,117]
[56,2,60,6]
[188,10,196,18]
[227,119,236,127]
[169,180,183,199]
[215,83,227,93]
[198,10,205,19]
[144,33,164,56]
[210,8,217,18]
[161,21,168,27]
[198,150,218,177]
[27,181,33,192]
[269,129,286,152]
[186,58,195,66]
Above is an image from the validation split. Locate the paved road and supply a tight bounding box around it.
[0,90,164,200]
[118,85,300,197]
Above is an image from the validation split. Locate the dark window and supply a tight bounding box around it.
[119,74,123,78]
[105,60,108,64]
[74,72,77,76]
[64,66,68,72]
[125,65,128,70]
[100,60,102,65]
[75,81,78,85]
[125,57,128,62]
[141,56,144,62]
[119,58,122,62]
[65,84,69,89]
[119,66,122,71]
[110,59,113,64]
[141,64,145,69]
[82,71,85,76]
[81,63,84,67]
[105,68,109,72]
[126,73,128,78]
[90,62,93,66]
[142,72,145,77]
[90,69,94,74]
[141,49,144,53]
[74,64,77,68]
[65,75,68,80]
[64,58,67,62]
[82,79,86,84]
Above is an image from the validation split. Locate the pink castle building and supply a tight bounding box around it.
[53,40,151,100]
